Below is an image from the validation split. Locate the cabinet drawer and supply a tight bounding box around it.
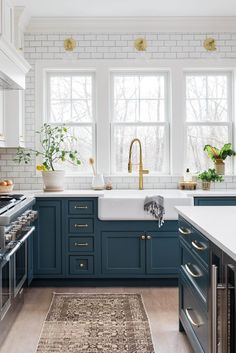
[191,228,209,267]
[69,237,94,252]
[69,256,94,275]
[180,275,208,353]
[68,200,94,215]
[69,218,94,233]
[179,217,193,247]
[181,245,208,303]
[179,217,209,267]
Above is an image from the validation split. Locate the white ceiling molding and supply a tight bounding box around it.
[26,16,236,33]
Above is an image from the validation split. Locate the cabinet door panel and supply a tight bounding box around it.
[102,232,145,275]
[146,232,179,275]
[34,200,62,275]
[194,197,236,206]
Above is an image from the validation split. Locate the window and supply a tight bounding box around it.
[47,71,95,173]
[185,72,232,173]
[111,72,169,174]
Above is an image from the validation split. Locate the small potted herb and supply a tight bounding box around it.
[197,168,224,190]
[15,124,81,191]
[204,143,236,175]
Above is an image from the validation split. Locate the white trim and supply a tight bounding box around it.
[26,16,236,33]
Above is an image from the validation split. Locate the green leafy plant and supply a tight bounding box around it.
[14,123,81,171]
[197,169,224,182]
[204,143,236,161]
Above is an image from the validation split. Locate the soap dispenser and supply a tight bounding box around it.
[184,168,192,182]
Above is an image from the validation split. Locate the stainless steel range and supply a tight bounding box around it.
[0,193,37,347]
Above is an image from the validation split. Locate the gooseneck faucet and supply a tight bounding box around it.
[128,138,149,190]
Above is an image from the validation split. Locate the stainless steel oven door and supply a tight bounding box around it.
[0,256,12,320]
[13,226,35,298]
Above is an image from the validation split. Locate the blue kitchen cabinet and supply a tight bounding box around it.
[194,197,236,206]
[146,232,179,275]
[33,200,63,277]
[101,231,146,275]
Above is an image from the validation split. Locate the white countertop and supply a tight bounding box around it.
[176,206,236,262]
[11,188,236,198]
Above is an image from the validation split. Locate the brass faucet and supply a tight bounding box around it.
[128,138,149,190]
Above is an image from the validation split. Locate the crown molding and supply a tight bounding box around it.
[26,16,236,33]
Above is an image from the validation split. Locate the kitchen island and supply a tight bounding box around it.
[176,206,236,353]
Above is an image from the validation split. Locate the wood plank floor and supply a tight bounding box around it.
[1,287,193,353]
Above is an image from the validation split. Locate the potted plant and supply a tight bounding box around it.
[197,168,224,190]
[15,124,81,191]
[204,143,236,175]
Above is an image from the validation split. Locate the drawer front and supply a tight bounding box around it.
[68,200,94,215]
[69,218,94,233]
[191,229,209,267]
[181,275,208,353]
[179,217,192,247]
[181,245,208,303]
[69,256,94,275]
[69,237,94,252]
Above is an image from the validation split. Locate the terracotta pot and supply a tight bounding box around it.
[42,170,65,192]
[214,159,225,175]
[202,181,211,191]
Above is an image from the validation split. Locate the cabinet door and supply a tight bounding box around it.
[34,200,62,276]
[146,232,179,275]
[102,232,145,275]
[194,197,236,206]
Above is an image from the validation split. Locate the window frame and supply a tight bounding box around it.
[183,70,233,174]
[45,69,96,175]
[110,70,170,175]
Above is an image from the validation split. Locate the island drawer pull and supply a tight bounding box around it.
[74,205,88,209]
[185,308,202,327]
[191,240,206,251]
[179,227,191,235]
[74,224,89,228]
[185,263,201,278]
[74,242,89,247]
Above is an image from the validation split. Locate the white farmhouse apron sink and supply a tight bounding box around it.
[98,190,193,220]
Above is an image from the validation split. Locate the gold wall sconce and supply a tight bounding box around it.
[203,37,217,51]
[134,38,147,52]
[64,37,77,51]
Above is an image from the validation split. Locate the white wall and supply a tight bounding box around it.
[1,30,236,190]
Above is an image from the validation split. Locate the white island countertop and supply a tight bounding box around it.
[176,206,236,262]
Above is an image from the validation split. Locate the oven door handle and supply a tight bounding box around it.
[19,226,35,244]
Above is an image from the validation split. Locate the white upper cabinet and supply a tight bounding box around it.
[0,0,14,44]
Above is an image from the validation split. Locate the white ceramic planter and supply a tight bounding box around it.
[42,170,65,192]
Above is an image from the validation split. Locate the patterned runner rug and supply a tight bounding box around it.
[36,293,154,353]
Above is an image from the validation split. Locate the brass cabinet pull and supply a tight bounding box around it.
[74,224,89,228]
[146,235,151,240]
[74,205,88,209]
[179,227,191,235]
[191,240,206,251]
[184,263,201,278]
[185,308,202,327]
[74,242,89,247]
[141,235,146,240]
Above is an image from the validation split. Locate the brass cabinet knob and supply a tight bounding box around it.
[79,263,84,268]
[146,235,151,240]
[141,235,146,240]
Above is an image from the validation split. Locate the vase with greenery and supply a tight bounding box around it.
[204,143,236,175]
[15,123,81,191]
[197,168,224,190]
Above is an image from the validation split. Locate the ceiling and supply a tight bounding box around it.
[12,0,236,17]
